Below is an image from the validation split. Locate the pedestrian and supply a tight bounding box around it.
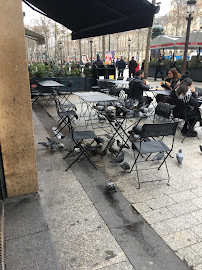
[117,56,126,77]
[129,56,137,78]
[141,59,145,71]
[154,55,164,81]
[94,54,103,67]
[85,60,90,68]
[128,70,152,107]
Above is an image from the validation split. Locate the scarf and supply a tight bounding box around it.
[177,87,192,103]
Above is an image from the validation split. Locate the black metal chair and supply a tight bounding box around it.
[130,122,179,188]
[63,115,98,171]
[153,102,175,123]
[54,98,78,136]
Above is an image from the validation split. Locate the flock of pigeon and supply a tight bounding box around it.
[38,134,202,194]
[94,98,153,120]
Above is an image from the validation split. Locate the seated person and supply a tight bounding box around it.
[167,78,201,137]
[161,68,180,90]
[156,68,180,103]
[128,70,152,107]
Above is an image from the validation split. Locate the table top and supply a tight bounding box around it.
[98,79,129,85]
[148,88,171,95]
[74,91,118,102]
[39,80,65,87]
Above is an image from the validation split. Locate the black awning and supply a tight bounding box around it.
[25,0,157,40]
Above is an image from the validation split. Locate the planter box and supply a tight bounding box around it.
[30,77,93,92]
[189,69,202,82]
[148,67,167,79]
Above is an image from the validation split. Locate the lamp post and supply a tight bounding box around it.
[94,44,96,59]
[89,40,93,66]
[74,48,76,61]
[181,0,197,74]
[59,41,62,65]
[128,37,131,63]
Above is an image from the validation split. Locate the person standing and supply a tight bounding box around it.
[117,56,126,77]
[94,54,103,67]
[141,59,145,71]
[129,56,137,78]
[154,55,164,81]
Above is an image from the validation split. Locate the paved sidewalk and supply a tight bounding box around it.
[43,91,202,270]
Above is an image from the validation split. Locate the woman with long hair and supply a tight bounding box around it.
[161,68,181,90]
[168,77,201,137]
[156,68,181,103]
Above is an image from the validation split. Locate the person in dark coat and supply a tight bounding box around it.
[154,55,164,81]
[117,56,126,77]
[94,54,103,67]
[129,56,137,78]
[141,60,145,71]
[167,77,201,137]
[128,70,152,106]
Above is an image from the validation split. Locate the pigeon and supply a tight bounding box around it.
[98,115,105,121]
[97,148,107,157]
[38,141,52,148]
[176,149,183,164]
[73,147,81,155]
[105,134,114,139]
[108,138,115,147]
[106,182,117,193]
[119,162,130,172]
[58,143,65,150]
[95,137,105,144]
[110,152,124,164]
[152,152,164,161]
[94,105,105,111]
[117,140,130,149]
[50,143,59,152]
[139,106,149,113]
[109,146,118,155]
[46,137,57,145]
[200,145,202,152]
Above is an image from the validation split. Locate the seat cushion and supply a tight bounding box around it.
[73,131,97,140]
[133,140,170,154]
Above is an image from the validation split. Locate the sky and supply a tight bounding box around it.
[22,0,172,26]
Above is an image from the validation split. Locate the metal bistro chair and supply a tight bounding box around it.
[63,114,98,171]
[153,102,175,123]
[130,122,179,189]
[54,98,78,136]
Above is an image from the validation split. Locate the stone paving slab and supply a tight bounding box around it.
[5,231,58,270]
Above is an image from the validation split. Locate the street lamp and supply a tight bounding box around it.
[128,37,131,63]
[94,44,96,59]
[74,48,76,61]
[89,40,93,66]
[181,0,197,74]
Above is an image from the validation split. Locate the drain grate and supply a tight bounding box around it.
[0,201,4,270]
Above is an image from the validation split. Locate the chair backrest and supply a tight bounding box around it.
[54,98,61,115]
[155,102,174,119]
[196,87,202,96]
[141,122,179,138]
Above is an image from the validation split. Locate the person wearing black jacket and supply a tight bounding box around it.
[116,56,126,77]
[129,57,137,78]
[154,55,164,81]
[167,78,201,137]
[94,54,103,67]
[128,70,152,106]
